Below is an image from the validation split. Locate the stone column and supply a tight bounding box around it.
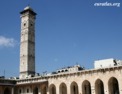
[78,83,81,94]
[39,85,41,94]
[56,84,59,94]
[67,82,70,94]
[118,77,122,94]
[103,79,109,94]
[90,80,95,94]
[12,87,14,94]
[46,85,49,94]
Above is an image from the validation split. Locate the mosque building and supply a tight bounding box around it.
[0,6,122,94]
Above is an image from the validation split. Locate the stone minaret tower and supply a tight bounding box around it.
[19,6,37,79]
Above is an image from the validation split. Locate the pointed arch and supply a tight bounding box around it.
[82,80,91,94]
[108,77,120,94]
[59,83,67,94]
[70,81,79,94]
[49,84,56,94]
[95,79,104,94]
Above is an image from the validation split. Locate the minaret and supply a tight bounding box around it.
[19,6,37,79]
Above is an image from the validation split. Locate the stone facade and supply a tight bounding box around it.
[0,66,122,94]
[0,6,122,94]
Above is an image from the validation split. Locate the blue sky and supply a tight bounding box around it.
[0,0,122,78]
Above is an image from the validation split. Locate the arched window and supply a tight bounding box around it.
[95,79,104,94]
[108,77,120,94]
[27,88,29,93]
[4,88,11,94]
[70,82,78,94]
[82,80,91,94]
[59,83,67,94]
[49,84,56,94]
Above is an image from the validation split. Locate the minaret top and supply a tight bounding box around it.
[20,6,37,15]
[24,6,33,10]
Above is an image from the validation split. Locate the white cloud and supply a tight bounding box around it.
[0,36,17,47]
